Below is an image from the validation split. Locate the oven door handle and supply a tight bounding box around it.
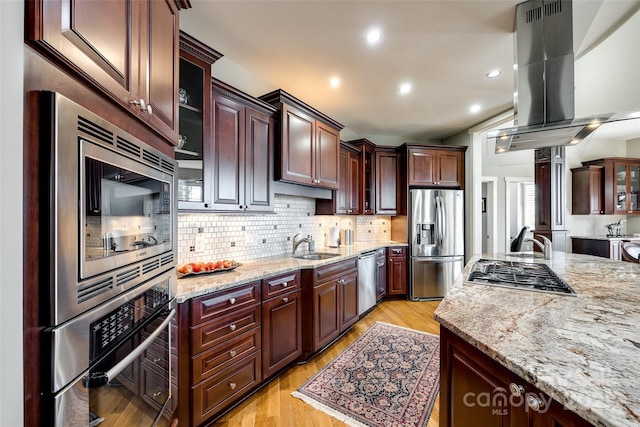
[84,308,175,388]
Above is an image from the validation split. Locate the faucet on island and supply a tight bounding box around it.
[523,235,553,260]
[292,233,311,255]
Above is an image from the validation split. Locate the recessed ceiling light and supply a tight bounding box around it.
[366,28,382,45]
[329,77,341,88]
[399,83,412,95]
[486,70,502,78]
[470,104,482,113]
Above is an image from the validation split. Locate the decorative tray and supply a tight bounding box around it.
[177,262,241,279]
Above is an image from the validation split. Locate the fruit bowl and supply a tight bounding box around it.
[177,260,240,278]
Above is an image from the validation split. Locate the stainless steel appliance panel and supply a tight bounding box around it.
[42,92,177,325]
[411,256,464,300]
[410,189,464,257]
[357,251,377,316]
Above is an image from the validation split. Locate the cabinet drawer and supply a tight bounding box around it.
[388,246,406,257]
[262,271,300,299]
[314,258,357,283]
[191,351,262,426]
[190,281,260,325]
[192,327,261,384]
[142,337,169,374]
[191,306,260,355]
[141,362,170,409]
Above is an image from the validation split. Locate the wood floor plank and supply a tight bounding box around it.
[209,299,441,426]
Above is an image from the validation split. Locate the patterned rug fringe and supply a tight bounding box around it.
[291,391,369,427]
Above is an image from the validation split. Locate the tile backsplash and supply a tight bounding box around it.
[178,194,391,264]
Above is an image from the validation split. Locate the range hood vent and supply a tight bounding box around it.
[489,0,631,152]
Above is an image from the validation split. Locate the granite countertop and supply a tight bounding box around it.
[176,241,406,303]
[571,235,640,241]
[434,252,640,427]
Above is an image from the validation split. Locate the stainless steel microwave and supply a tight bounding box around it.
[39,92,177,325]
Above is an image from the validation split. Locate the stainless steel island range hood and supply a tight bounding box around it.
[489,0,638,153]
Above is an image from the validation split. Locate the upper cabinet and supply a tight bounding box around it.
[259,90,343,190]
[27,0,186,144]
[571,165,604,215]
[407,147,465,188]
[576,158,640,215]
[317,139,398,216]
[176,32,223,210]
[375,148,398,215]
[179,79,275,212]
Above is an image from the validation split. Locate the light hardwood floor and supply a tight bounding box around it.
[210,299,442,427]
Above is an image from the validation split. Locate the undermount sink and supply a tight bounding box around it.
[292,252,340,260]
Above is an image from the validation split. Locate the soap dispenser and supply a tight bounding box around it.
[308,235,315,252]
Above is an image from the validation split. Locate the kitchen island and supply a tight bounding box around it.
[434,252,640,427]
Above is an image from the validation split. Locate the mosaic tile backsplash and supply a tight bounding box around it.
[178,194,391,264]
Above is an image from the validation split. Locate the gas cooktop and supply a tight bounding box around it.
[465,259,576,296]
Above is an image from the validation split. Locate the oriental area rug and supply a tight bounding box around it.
[292,322,440,427]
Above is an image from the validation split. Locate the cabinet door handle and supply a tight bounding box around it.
[229,324,237,332]
[509,383,525,397]
[153,357,162,363]
[527,395,544,412]
[282,297,289,303]
[153,391,163,398]
[282,282,288,288]
[229,382,237,390]
[229,297,236,305]
[229,350,236,357]
[130,99,152,115]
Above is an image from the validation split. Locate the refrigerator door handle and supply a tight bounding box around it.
[435,196,444,247]
[413,256,464,263]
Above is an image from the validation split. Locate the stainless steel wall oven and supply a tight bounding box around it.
[39,92,177,426]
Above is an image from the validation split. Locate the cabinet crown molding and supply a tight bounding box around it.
[259,89,344,130]
[179,31,223,64]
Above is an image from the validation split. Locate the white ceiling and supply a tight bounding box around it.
[179,0,640,145]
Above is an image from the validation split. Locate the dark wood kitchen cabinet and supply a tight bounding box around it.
[259,89,343,190]
[349,139,376,214]
[261,272,302,379]
[571,165,604,214]
[28,0,184,144]
[300,258,359,360]
[177,282,262,427]
[316,143,361,215]
[376,248,387,301]
[407,147,465,188]
[387,246,407,296]
[180,80,275,212]
[440,327,592,427]
[176,32,223,210]
[375,148,398,215]
[585,158,640,215]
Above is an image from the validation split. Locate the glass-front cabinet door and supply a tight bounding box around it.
[614,162,640,214]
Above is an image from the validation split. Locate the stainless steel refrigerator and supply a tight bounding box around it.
[410,189,464,300]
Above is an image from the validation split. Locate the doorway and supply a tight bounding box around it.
[481,178,497,254]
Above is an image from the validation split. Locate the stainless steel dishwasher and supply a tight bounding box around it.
[358,250,377,316]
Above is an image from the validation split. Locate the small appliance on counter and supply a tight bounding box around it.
[327,226,341,247]
[343,229,354,245]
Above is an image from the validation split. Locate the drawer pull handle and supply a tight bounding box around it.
[229,298,236,305]
[282,282,288,288]
[153,391,163,398]
[153,357,162,363]
[527,395,544,412]
[229,350,237,357]
[282,297,289,303]
[229,382,237,390]
[229,324,237,332]
[509,383,525,397]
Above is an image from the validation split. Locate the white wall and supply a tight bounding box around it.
[0,0,24,425]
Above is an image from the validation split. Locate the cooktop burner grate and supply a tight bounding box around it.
[465,259,576,296]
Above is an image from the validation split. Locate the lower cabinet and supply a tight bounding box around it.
[387,246,407,296]
[440,327,592,427]
[300,257,359,360]
[376,248,387,301]
[261,271,302,379]
[177,281,263,427]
